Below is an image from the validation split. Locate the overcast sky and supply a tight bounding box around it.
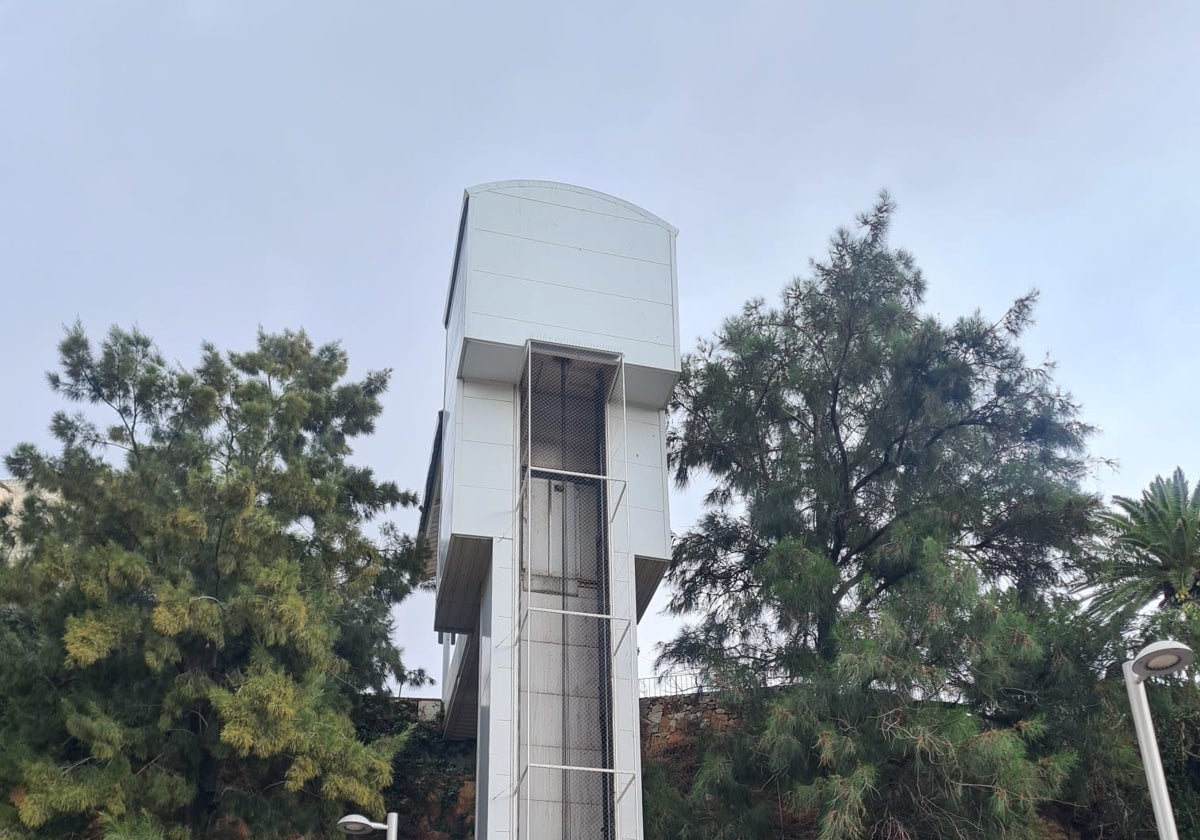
[3,2,1198,691]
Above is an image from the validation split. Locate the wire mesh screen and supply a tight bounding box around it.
[518,765,638,840]
[523,611,614,767]
[522,344,619,475]
[605,359,628,536]
[518,342,624,840]
[523,478,605,595]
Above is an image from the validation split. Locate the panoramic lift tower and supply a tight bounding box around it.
[419,181,679,840]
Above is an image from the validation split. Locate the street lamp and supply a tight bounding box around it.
[1123,640,1196,840]
[336,813,398,840]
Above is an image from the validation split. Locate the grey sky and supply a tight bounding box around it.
[3,2,1198,690]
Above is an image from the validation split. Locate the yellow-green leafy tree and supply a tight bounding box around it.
[0,326,426,839]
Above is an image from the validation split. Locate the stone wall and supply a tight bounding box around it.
[405,693,1086,840]
[640,693,736,755]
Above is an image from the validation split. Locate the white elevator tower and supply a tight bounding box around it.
[419,181,679,840]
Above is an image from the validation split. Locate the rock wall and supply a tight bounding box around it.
[404,693,1090,840]
[640,693,736,755]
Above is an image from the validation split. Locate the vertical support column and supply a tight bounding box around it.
[518,342,532,840]
[606,359,642,840]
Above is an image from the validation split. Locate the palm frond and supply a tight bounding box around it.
[1086,468,1200,624]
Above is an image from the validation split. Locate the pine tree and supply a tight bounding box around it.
[0,326,425,839]
[660,196,1101,839]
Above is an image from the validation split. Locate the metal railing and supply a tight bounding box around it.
[638,671,711,698]
[638,669,804,698]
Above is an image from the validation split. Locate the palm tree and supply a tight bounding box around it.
[1085,468,1200,624]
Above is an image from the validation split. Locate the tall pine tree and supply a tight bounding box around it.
[0,326,425,839]
[660,196,1100,839]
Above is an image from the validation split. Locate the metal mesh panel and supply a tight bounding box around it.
[524,611,614,768]
[605,360,628,531]
[523,344,619,476]
[518,342,626,840]
[519,765,636,840]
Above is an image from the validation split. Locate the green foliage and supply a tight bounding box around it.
[0,325,425,839]
[353,697,476,839]
[1060,468,1200,837]
[1083,467,1200,628]
[642,756,692,840]
[1140,669,1200,837]
[659,196,1104,839]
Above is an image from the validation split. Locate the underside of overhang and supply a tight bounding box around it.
[434,534,492,634]
[635,555,669,621]
[418,412,446,580]
[442,632,480,740]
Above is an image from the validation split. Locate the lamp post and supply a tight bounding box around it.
[335,813,398,840]
[1123,640,1196,840]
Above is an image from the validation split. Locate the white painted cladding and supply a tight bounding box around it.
[433,182,680,840]
[625,406,671,562]
[448,182,681,387]
[450,380,517,540]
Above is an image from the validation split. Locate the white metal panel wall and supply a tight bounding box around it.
[612,562,641,840]
[604,367,645,840]
[489,183,654,222]
[477,570,493,840]
[489,536,516,839]
[437,182,680,840]
[449,380,516,540]
[472,536,518,840]
[605,536,642,840]
[461,187,679,375]
[474,190,671,262]
[624,406,670,562]
[439,223,470,571]
[445,222,470,400]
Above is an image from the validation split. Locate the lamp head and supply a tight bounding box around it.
[336,814,385,835]
[1130,640,1196,679]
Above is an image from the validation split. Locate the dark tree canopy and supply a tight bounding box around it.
[658,196,1106,839]
[666,195,1096,673]
[0,326,425,839]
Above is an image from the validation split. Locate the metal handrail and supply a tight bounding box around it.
[638,670,802,698]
